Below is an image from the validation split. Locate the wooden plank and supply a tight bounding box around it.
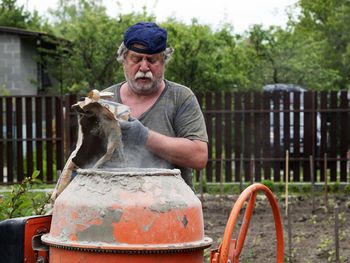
[234,93,242,182]
[320,91,328,182]
[25,97,34,178]
[272,92,280,181]
[35,97,43,180]
[253,92,261,182]
[205,93,213,182]
[55,96,64,177]
[224,92,232,182]
[215,92,222,182]
[293,92,301,181]
[195,92,203,182]
[65,94,79,158]
[339,91,348,181]
[329,91,337,181]
[16,97,24,182]
[303,92,312,182]
[262,92,271,180]
[45,97,53,182]
[243,93,252,181]
[6,97,14,183]
[283,92,290,181]
[0,98,3,183]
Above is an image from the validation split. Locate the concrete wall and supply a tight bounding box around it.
[0,32,38,95]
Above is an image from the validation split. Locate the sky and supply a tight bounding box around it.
[18,0,299,33]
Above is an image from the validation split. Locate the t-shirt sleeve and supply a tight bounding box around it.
[174,92,208,142]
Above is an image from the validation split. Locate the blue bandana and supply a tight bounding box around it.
[124,22,167,55]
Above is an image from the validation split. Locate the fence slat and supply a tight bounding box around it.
[6,97,14,183]
[272,92,281,181]
[329,91,338,181]
[320,91,328,182]
[205,93,213,182]
[35,97,43,180]
[254,92,262,182]
[340,91,348,181]
[234,93,242,182]
[283,92,291,181]
[65,94,79,158]
[224,92,232,182]
[0,98,3,182]
[303,92,312,182]
[215,92,222,182]
[45,97,53,182]
[243,92,252,181]
[293,92,301,181]
[16,98,24,182]
[55,96,64,175]
[262,93,271,180]
[25,97,34,178]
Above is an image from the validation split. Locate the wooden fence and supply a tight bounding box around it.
[1,91,349,185]
[197,90,350,184]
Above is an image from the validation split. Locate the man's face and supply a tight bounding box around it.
[123,45,166,95]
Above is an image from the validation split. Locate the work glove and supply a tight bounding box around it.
[119,117,149,146]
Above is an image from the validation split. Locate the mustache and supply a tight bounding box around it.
[135,71,153,80]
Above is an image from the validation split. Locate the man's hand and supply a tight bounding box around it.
[119,117,149,146]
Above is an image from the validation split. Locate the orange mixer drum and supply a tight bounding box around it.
[42,168,212,263]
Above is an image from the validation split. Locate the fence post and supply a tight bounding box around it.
[285,150,289,216]
[310,155,315,213]
[240,153,243,193]
[324,153,328,209]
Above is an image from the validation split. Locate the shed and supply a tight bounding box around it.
[0,26,64,95]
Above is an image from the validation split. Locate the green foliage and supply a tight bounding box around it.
[0,171,51,221]
[277,182,285,193]
[344,184,350,195]
[240,25,341,90]
[289,184,300,193]
[293,0,350,89]
[164,20,246,92]
[317,235,335,262]
[0,85,10,96]
[332,181,340,192]
[0,0,46,30]
[301,184,311,194]
[40,0,158,94]
[261,179,275,192]
[2,0,349,94]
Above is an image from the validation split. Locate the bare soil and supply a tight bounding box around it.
[202,193,350,263]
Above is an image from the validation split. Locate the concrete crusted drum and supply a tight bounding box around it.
[42,168,212,263]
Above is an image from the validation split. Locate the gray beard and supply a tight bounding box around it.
[125,73,163,95]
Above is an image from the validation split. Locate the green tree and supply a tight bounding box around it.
[46,0,156,93]
[292,0,350,89]
[239,24,340,90]
[164,19,246,92]
[0,0,45,30]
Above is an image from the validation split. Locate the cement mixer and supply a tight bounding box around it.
[0,168,284,263]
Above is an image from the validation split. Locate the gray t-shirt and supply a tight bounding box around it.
[103,80,208,189]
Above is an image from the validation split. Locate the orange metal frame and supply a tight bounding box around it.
[210,183,284,263]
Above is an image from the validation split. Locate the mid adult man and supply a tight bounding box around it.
[103,22,208,190]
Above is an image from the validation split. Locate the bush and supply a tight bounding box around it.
[223,184,231,193]
[0,171,51,221]
[277,182,285,193]
[289,184,300,193]
[301,184,311,194]
[332,182,340,193]
[261,180,275,192]
[344,184,350,195]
